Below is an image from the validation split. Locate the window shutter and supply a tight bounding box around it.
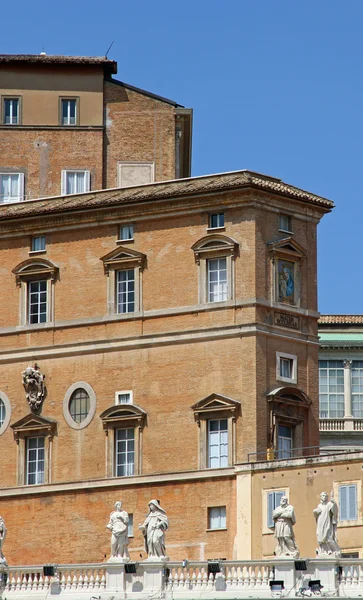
[61,170,67,195]
[18,173,25,201]
[84,170,91,192]
[339,486,348,521]
[348,485,357,521]
[267,493,275,528]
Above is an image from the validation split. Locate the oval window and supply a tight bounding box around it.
[0,399,5,429]
[69,388,90,423]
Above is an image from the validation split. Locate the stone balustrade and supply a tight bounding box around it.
[319,417,363,432]
[1,558,363,598]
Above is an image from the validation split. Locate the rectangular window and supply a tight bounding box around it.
[31,236,46,252]
[319,360,345,418]
[277,425,293,459]
[4,98,19,124]
[208,418,228,468]
[26,437,45,485]
[116,269,135,314]
[267,491,285,528]
[28,280,47,324]
[339,484,358,521]
[128,513,134,537]
[207,258,228,302]
[115,391,133,405]
[119,224,134,241]
[61,99,77,125]
[279,215,292,233]
[115,428,135,476]
[280,358,293,379]
[209,213,225,229]
[61,170,90,195]
[208,506,226,529]
[0,173,24,203]
[352,361,363,418]
[276,352,297,384]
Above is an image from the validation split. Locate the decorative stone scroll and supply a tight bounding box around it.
[22,364,46,413]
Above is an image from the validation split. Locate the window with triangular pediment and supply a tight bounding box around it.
[100,247,146,315]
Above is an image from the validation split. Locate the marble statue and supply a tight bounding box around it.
[139,500,168,560]
[0,515,7,566]
[107,501,130,562]
[313,492,341,557]
[22,364,45,412]
[272,496,299,558]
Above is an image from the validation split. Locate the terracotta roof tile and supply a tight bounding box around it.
[0,170,334,222]
[0,54,117,73]
[319,315,363,325]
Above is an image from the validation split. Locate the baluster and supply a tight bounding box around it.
[208,572,214,590]
[94,573,100,590]
[185,570,190,589]
[33,573,39,591]
[72,574,78,590]
[179,570,185,589]
[353,566,359,586]
[21,574,27,591]
[89,573,95,590]
[83,574,89,589]
[250,567,256,588]
[66,574,72,590]
[26,573,33,592]
[226,568,232,588]
[359,565,363,588]
[346,568,352,588]
[232,567,238,588]
[77,574,83,590]
[202,568,208,589]
[100,573,106,589]
[38,574,44,591]
[340,567,347,587]
[256,568,262,586]
[171,568,178,589]
[44,575,50,590]
[196,569,202,588]
[244,567,250,588]
[237,566,244,588]
[60,572,66,590]
[191,570,197,589]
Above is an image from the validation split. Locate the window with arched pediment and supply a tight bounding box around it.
[191,234,239,305]
[12,258,59,326]
[100,246,146,316]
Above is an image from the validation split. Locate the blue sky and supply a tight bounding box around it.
[2,0,362,314]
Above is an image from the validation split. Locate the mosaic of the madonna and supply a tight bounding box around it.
[277,259,295,305]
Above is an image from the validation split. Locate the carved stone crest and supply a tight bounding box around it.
[22,364,46,413]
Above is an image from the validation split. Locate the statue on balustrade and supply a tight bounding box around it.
[313,491,341,557]
[0,515,7,566]
[272,496,299,558]
[139,500,168,560]
[106,501,130,562]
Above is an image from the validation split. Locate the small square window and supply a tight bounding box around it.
[279,215,292,233]
[276,352,297,384]
[31,236,46,252]
[208,506,226,530]
[128,513,134,537]
[115,391,133,405]
[209,213,225,229]
[119,224,134,241]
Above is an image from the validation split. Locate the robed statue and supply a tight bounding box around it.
[272,496,299,558]
[313,491,341,557]
[139,500,168,560]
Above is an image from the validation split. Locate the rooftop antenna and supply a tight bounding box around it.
[104,40,114,58]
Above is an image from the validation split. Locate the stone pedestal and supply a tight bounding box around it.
[106,562,126,593]
[273,558,296,592]
[142,562,166,595]
[313,558,337,595]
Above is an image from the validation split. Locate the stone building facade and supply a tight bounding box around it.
[0,54,192,202]
[0,170,334,564]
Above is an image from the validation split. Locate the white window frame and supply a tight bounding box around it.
[61,98,77,126]
[262,488,289,534]
[208,212,225,230]
[278,214,292,234]
[28,279,48,324]
[207,506,227,530]
[277,424,293,459]
[115,427,135,477]
[333,481,362,527]
[26,436,45,485]
[207,257,228,303]
[115,390,133,405]
[208,418,228,468]
[101,247,145,317]
[0,173,24,203]
[3,97,20,125]
[128,513,134,537]
[63,382,97,431]
[276,351,297,384]
[30,236,46,254]
[192,234,238,306]
[0,391,11,436]
[116,269,136,314]
[61,170,90,195]
[319,360,345,419]
[118,224,135,242]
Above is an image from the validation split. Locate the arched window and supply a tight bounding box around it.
[12,258,59,326]
[0,392,11,436]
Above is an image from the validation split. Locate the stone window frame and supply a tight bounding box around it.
[100,404,147,478]
[278,214,293,234]
[115,390,133,405]
[12,258,59,326]
[63,381,97,431]
[333,480,363,528]
[191,393,241,469]
[59,96,80,126]
[276,351,298,385]
[11,414,57,486]
[262,487,290,535]
[267,387,311,458]
[268,237,305,308]
[0,391,11,436]
[100,246,146,316]
[191,234,239,305]
[207,505,227,531]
